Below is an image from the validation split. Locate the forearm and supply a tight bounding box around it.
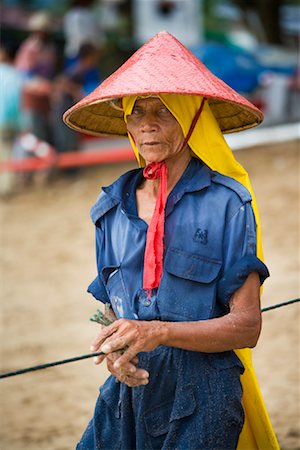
[159,312,261,353]
[92,273,261,370]
[159,272,261,352]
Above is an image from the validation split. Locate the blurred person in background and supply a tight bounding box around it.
[63,0,104,69]
[51,42,101,158]
[15,11,57,80]
[0,43,25,195]
[15,11,58,145]
[69,41,103,97]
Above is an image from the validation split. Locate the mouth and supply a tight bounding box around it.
[142,142,160,147]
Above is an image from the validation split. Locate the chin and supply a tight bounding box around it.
[142,153,165,164]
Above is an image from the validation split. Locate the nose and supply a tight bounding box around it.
[140,112,159,132]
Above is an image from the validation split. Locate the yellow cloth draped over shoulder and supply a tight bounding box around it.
[123,93,279,450]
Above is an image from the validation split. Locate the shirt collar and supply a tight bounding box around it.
[165,157,211,216]
[103,157,212,216]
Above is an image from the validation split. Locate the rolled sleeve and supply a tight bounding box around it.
[87,276,109,303]
[217,255,269,305]
[87,222,110,303]
[218,202,270,306]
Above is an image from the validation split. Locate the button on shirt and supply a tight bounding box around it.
[88,158,269,322]
[79,157,270,450]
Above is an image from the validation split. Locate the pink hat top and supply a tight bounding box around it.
[63,31,263,136]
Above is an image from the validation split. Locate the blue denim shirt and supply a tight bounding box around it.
[87,157,269,322]
[78,158,270,450]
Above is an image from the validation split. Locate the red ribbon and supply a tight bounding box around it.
[141,99,206,293]
[142,161,168,293]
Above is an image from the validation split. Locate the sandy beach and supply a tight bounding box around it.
[1,140,299,450]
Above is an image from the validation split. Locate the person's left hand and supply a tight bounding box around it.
[105,352,149,387]
[90,318,164,372]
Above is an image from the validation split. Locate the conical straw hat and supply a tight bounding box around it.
[63,31,263,136]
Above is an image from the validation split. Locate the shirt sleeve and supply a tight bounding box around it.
[217,202,269,306]
[87,226,110,304]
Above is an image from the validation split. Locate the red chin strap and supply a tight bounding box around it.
[142,161,168,293]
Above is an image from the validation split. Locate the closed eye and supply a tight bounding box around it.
[131,107,143,116]
[158,107,172,116]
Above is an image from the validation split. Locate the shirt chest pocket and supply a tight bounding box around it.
[157,247,222,321]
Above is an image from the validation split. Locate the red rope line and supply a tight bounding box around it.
[0,147,135,173]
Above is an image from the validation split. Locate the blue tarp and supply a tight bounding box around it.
[190,42,297,93]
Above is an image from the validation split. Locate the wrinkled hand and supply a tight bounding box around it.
[91,319,165,386]
[106,352,149,387]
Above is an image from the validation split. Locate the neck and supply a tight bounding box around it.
[144,149,191,197]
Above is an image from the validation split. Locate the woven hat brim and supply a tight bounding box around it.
[64,94,263,137]
[63,31,263,136]
[64,98,126,137]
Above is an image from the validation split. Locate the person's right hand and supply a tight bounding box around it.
[94,351,149,387]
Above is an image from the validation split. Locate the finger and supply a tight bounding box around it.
[106,353,139,375]
[90,321,120,351]
[92,346,127,366]
[107,358,137,376]
[100,335,128,354]
[117,372,149,387]
[93,354,106,365]
[123,376,149,387]
[104,321,144,355]
[106,350,123,363]
[106,355,149,383]
[131,356,139,365]
[129,368,149,381]
[90,323,117,351]
[113,346,139,370]
[100,325,139,354]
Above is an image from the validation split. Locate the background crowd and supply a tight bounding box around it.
[1,1,105,193]
[1,2,299,449]
[0,0,299,195]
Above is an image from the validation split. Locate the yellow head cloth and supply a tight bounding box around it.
[123,94,279,449]
[123,93,263,261]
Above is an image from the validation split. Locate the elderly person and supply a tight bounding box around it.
[64,32,279,450]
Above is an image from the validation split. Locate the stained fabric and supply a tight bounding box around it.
[123,95,279,449]
[88,158,269,321]
[82,158,270,449]
[77,348,245,450]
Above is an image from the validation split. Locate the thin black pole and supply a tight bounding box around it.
[261,298,300,312]
[0,298,299,380]
[0,351,104,379]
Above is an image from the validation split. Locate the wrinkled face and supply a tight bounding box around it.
[126,97,187,164]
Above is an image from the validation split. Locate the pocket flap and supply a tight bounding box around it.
[144,385,196,437]
[170,384,196,422]
[165,247,222,283]
[87,276,109,303]
[209,351,245,373]
[144,398,173,437]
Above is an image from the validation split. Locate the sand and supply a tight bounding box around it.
[0,140,299,450]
